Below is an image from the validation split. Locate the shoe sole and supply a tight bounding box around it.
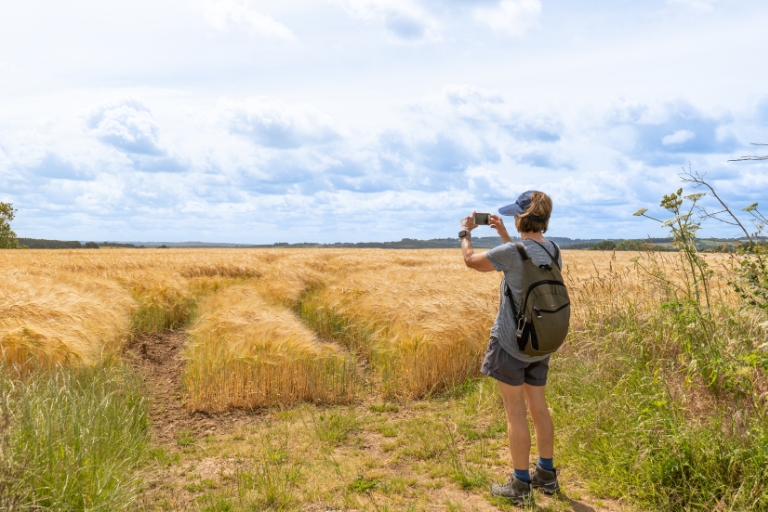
[532,483,560,495]
[490,488,533,505]
[492,495,533,506]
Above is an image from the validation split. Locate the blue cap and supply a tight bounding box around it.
[499,190,550,222]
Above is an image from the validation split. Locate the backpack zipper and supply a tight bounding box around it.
[533,302,570,318]
[520,279,567,313]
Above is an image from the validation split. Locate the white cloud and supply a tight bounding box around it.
[219,98,340,149]
[473,0,542,38]
[332,0,436,41]
[662,129,696,145]
[443,85,504,107]
[2,1,767,242]
[198,0,295,39]
[87,99,165,156]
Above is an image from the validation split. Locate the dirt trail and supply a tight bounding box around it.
[128,331,631,511]
[125,331,260,444]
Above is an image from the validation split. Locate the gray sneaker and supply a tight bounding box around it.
[490,474,533,505]
[531,465,560,495]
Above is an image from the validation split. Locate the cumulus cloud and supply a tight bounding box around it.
[220,98,340,149]
[506,120,561,143]
[609,100,737,165]
[86,98,189,173]
[31,153,93,181]
[473,0,542,37]
[332,0,436,41]
[755,97,768,125]
[4,87,763,243]
[87,99,165,156]
[198,0,295,39]
[661,129,696,146]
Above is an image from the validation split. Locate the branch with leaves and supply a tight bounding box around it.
[0,202,18,249]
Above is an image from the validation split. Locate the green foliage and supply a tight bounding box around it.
[176,429,197,447]
[369,403,399,413]
[443,422,489,490]
[236,443,302,509]
[733,245,768,310]
[16,238,84,249]
[348,475,379,492]
[310,408,360,445]
[729,206,768,311]
[549,241,768,510]
[131,292,197,333]
[550,317,768,510]
[615,239,646,251]
[0,362,149,511]
[592,240,616,251]
[662,189,712,305]
[0,202,18,249]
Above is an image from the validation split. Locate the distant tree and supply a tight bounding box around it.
[0,202,18,249]
[593,240,616,251]
[615,239,645,251]
[84,242,99,249]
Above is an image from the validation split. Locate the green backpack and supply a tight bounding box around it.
[504,241,570,357]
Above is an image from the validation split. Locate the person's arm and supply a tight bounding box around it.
[490,215,513,244]
[460,213,496,272]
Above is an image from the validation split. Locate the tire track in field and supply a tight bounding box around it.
[125,331,262,444]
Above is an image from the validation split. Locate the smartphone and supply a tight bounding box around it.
[474,213,491,225]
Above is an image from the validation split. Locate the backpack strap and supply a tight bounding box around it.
[503,280,527,352]
[530,239,561,271]
[513,242,529,261]
[506,243,528,321]
[504,280,519,319]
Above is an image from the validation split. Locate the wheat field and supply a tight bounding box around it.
[0,247,738,407]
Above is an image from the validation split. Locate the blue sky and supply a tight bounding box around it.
[1,0,767,243]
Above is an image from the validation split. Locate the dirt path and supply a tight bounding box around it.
[127,331,631,512]
[125,331,261,444]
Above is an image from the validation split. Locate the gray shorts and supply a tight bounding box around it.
[480,337,550,387]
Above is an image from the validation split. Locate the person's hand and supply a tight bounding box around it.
[490,214,512,242]
[461,211,478,231]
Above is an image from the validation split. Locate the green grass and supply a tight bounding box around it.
[309,407,361,446]
[131,293,197,333]
[0,361,149,511]
[548,299,768,511]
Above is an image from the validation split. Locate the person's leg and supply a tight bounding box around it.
[496,380,531,473]
[526,383,560,493]
[523,383,554,459]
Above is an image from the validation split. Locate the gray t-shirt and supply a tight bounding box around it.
[485,239,562,363]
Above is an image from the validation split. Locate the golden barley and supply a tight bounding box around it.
[0,246,744,407]
[184,283,357,411]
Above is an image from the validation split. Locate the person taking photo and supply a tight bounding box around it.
[459,190,563,506]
